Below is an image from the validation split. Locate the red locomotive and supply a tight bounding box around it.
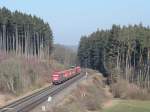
[52,66,81,85]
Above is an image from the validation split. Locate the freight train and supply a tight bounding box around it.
[52,66,81,85]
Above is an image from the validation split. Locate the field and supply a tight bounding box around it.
[103,100,150,112]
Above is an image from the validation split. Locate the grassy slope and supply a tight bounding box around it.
[0,54,65,106]
[51,70,111,112]
[103,100,150,112]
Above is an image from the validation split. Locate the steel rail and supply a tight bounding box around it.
[0,74,84,112]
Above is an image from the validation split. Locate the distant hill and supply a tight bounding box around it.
[64,45,78,52]
[54,44,78,52]
[52,44,78,67]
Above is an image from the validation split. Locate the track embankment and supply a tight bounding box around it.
[0,73,84,112]
[37,69,111,112]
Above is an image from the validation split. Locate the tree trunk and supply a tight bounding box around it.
[3,25,6,54]
[0,25,2,51]
[15,24,18,55]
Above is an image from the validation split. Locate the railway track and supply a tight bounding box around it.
[0,74,84,112]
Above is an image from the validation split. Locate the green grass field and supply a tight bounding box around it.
[103,100,150,112]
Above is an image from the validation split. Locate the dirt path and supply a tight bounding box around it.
[103,99,121,109]
[102,86,120,108]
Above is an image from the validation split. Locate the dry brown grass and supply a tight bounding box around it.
[0,54,65,95]
[0,54,66,106]
[50,106,70,112]
[54,71,110,112]
[111,79,150,100]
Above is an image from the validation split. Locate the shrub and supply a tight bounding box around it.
[82,94,101,111]
[111,79,150,100]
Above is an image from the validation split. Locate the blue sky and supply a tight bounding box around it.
[0,0,150,45]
